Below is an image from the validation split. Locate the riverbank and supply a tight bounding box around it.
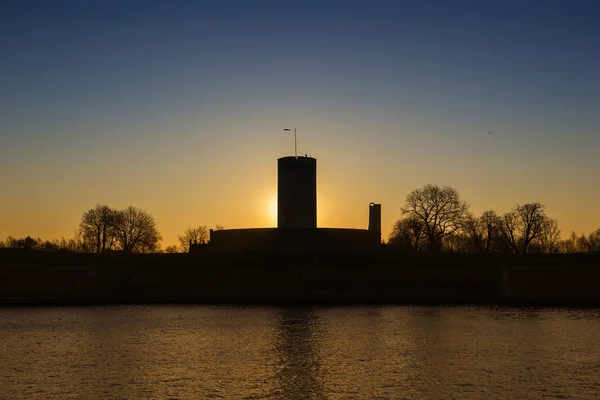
[1,249,599,306]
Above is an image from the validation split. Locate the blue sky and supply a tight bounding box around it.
[1,0,599,245]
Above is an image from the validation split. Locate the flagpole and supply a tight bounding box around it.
[283,128,297,157]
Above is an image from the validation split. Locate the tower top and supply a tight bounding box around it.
[278,155,316,162]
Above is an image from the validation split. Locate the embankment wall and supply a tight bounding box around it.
[1,250,599,305]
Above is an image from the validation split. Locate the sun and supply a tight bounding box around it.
[267,194,278,227]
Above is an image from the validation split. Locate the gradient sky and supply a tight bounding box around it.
[1,0,599,247]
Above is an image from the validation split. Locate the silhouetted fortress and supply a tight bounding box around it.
[195,156,382,253]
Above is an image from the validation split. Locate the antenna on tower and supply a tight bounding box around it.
[283,128,297,157]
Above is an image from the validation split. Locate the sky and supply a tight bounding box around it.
[1,0,599,247]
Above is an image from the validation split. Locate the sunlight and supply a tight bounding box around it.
[267,193,278,227]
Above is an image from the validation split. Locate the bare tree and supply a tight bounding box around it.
[3,236,38,249]
[499,211,520,254]
[52,237,69,250]
[401,184,470,252]
[576,233,590,252]
[462,215,484,252]
[500,203,549,254]
[463,210,505,253]
[39,240,60,252]
[388,216,428,252]
[559,231,579,253]
[114,206,162,253]
[164,244,180,253]
[23,236,37,249]
[480,210,502,252]
[516,203,548,253]
[178,225,209,252]
[560,231,595,253]
[4,236,18,248]
[68,229,90,252]
[443,233,472,253]
[79,205,118,253]
[534,218,561,253]
[587,229,600,252]
[215,225,225,231]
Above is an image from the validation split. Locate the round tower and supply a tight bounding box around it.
[277,156,317,229]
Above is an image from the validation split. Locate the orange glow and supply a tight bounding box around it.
[267,193,278,227]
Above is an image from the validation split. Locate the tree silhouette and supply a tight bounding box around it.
[480,210,503,252]
[53,237,69,251]
[4,236,17,248]
[463,210,503,253]
[463,215,484,252]
[534,218,561,253]
[388,216,427,252]
[401,184,470,252]
[443,233,472,253]
[38,240,60,252]
[114,206,162,253]
[22,236,37,249]
[1,236,37,249]
[164,244,180,253]
[588,229,600,252]
[178,225,209,252]
[68,229,90,252]
[79,205,117,253]
[500,203,550,254]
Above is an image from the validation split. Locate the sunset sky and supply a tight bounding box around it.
[2,0,599,247]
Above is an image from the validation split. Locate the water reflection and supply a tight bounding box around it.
[1,306,599,399]
[272,308,325,400]
[76,306,154,399]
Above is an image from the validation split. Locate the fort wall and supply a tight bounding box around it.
[1,250,599,306]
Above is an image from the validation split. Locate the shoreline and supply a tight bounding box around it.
[2,298,600,308]
[1,250,599,307]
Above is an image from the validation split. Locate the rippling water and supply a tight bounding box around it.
[1,305,599,399]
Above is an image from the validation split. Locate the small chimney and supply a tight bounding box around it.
[368,203,382,239]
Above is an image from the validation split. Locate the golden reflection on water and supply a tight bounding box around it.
[272,309,324,399]
[313,307,419,398]
[1,306,599,399]
[61,306,282,398]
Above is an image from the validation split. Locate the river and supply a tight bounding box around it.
[1,305,599,399]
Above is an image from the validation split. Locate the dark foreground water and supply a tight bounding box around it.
[1,306,599,399]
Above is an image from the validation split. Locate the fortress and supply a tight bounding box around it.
[2,153,599,306]
[194,155,382,252]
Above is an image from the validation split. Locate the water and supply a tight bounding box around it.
[1,306,599,399]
